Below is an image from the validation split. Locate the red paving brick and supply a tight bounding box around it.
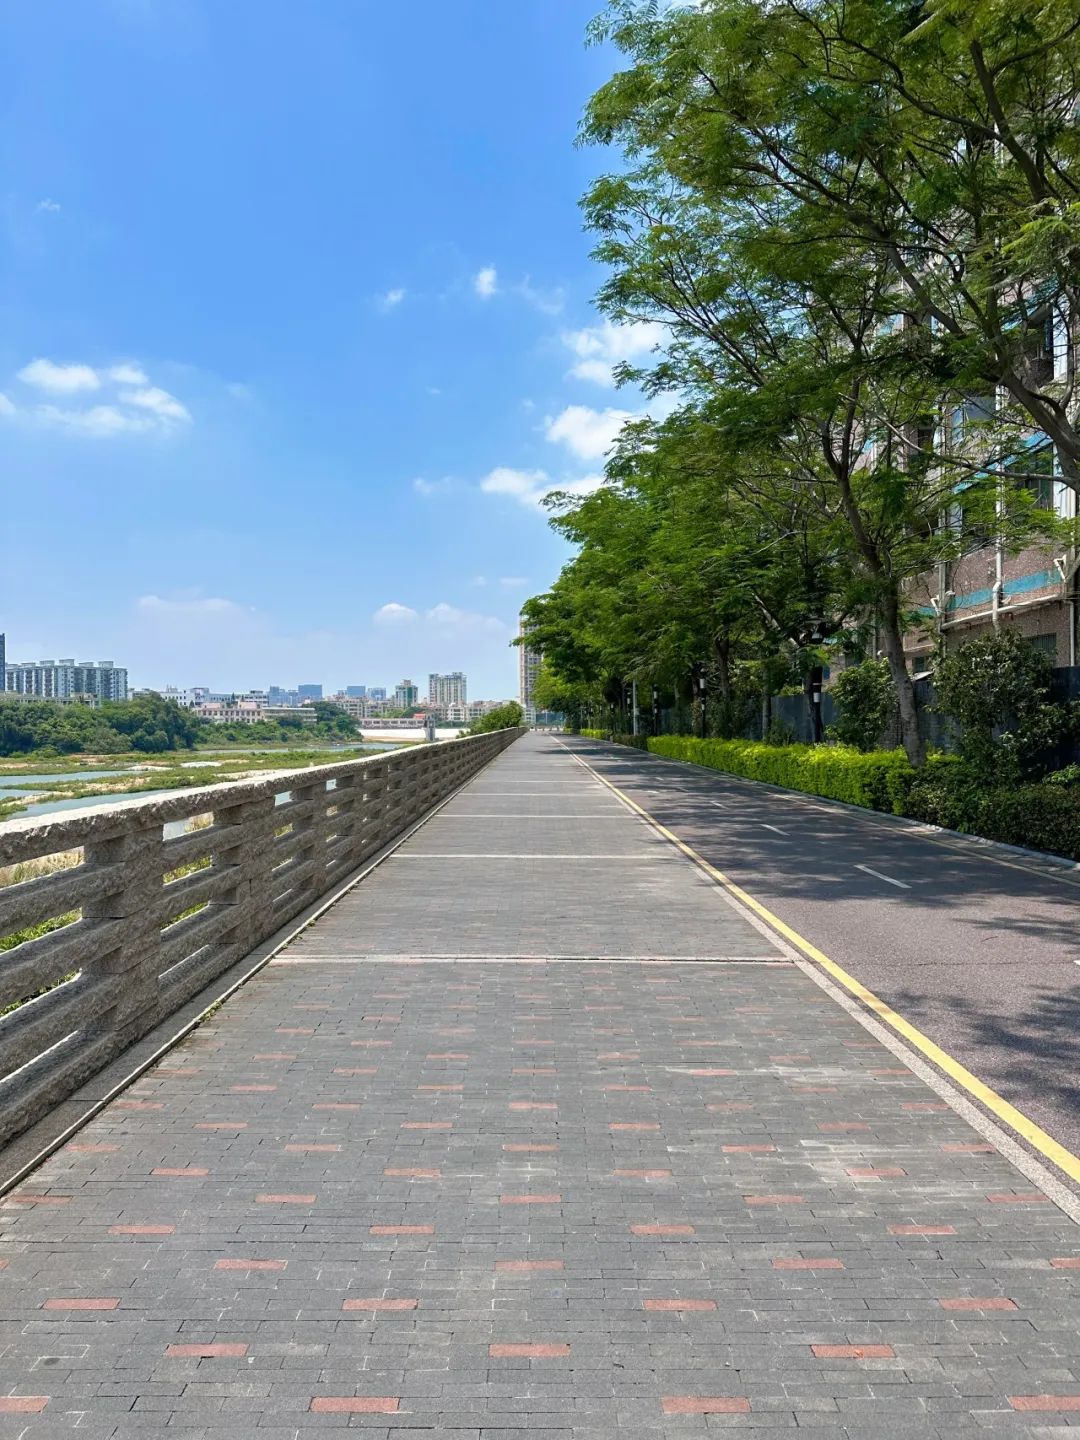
[4,737,1078,1437]
[811,1344,895,1359]
[490,1343,570,1357]
[166,1342,249,1357]
[662,1396,750,1414]
[310,1397,400,1413]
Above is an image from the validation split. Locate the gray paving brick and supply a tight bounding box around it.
[0,736,1077,1436]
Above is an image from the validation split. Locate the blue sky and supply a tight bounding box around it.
[0,0,663,698]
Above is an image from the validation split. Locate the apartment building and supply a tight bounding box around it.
[4,657,129,702]
[428,671,467,706]
[518,617,541,722]
[903,319,1078,668]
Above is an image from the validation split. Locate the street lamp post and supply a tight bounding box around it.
[651,685,660,737]
[696,670,707,739]
[807,619,826,744]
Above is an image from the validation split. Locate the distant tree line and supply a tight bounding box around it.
[0,696,359,757]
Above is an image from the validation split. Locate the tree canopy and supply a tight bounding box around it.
[520,0,1078,764]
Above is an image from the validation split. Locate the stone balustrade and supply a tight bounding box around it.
[0,728,522,1148]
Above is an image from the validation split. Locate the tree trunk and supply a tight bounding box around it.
[712,634,733,701]
[878,589,925,767]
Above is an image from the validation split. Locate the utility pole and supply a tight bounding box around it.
[631,680,638,736]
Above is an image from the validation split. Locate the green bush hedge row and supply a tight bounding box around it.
[579,729,648,748]
[580,732,1080,860]
[647,736,929,815]
[639,735,1080,861]
[906,772,1080,860]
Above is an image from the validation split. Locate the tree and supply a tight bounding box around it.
[933,630,1077,782]
[573,0,1063,763]
[588,0,1080,490]
[463,702,524,735]
[829,660,896,752]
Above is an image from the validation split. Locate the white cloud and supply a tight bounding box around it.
[379,287,406,310]
[18,358,100,393]
[373,602,419,625]
[0,393,16,416]
[427,386,442,396]
[36,404,156,437]
[499,576,528,588]
[474,265,498,299]
[412,476,454,497]
[119,384,191,423]
[470,575,489,587]
[425,602,508,634]
[36,198,61,214]
[561,319,665,385]
[9,357,195,436]
[544,404,634,461]
[108,363,149,385]
[480,466,550,505]
[480,465,604,511]
[137,594,252,618]
[516,277,565,315]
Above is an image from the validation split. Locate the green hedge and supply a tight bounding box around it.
[647,736,926,814]
[581,730,1080,860]
[579,729,648,748]
[907,773,1080,859]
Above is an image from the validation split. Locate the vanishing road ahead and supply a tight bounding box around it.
[1,732,1079,1437]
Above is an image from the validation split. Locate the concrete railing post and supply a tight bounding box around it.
[0,728,525,1150]
[213,793,277,950]
[81,820,166,1046]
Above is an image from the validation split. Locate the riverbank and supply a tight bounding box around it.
[0,743,402,822]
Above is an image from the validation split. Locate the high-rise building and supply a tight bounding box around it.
[368,687,387,701]
[394,678,419,708]
[0,633,5,688]
[428,671,467,706]
[518,616,541,722]
[4,657,129,703]
[297,684,322,700]
[345,685,367,698]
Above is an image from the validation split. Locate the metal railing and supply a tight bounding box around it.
[0,728,522,1148]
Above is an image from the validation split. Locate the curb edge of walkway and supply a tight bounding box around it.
[0,739,522,1200]
[561,739,1080,1225]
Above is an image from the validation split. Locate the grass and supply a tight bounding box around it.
[0,744,402,820]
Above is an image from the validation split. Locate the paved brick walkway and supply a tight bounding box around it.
[2,734,1079,1437]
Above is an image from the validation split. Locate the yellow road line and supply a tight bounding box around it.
[567,745,1080,1188]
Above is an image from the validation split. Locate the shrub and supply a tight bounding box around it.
[908,769,1080,859]
[763,718,796,747]
[932,630,1078,782]
[828,659,895,751]
[610,732,649,750]
[648,735,932,814]
[648,731,1080,861]
[578,729,648,748]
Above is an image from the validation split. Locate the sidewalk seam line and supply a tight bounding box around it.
[561,740,1080,1212]
[0,744,517,1199]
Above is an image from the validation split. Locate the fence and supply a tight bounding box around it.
[0,728,523,1149]
[601,666,1080,758]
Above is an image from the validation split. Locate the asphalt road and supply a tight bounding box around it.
[563,736,1080,1188]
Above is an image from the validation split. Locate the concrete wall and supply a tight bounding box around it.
[0,728,523,1149]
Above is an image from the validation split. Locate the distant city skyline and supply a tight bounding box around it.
[0,1,657,700]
